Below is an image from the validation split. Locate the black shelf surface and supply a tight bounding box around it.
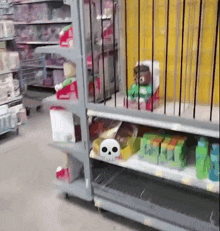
[92,162,219,231]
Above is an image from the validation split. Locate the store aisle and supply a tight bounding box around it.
[0,108,154,231]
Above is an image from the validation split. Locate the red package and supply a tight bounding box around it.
[56,81,78,100]
[59,25,74,48]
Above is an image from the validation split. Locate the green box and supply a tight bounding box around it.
[167,139,187,170]
[138,133,156,159]
[159,137,171,165]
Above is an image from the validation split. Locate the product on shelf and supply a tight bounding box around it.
[0,109,17,134]
[52,5,71,21]
[0,20,15,39]
[139,133,164,164]
[0,73,15,103]
[196,137,210,180]
[92,121,140,160]
[28,3,49,22]
[14,4,29,22]
[99,138,121,161]
[124,60,160,111]
[56,166,70,182]
[50,106,81,143]
[55,62,78,100]
[159,137,172,165]
[209,144,219,182]
[13,79,20,97]
[59,25,74,48]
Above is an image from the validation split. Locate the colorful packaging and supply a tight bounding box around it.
[159,137,171,165]
[59,25,74,48]
[50,106,77,143]
[209,144,219,182]
[196,137,210,179]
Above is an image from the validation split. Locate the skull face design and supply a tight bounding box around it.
[99,139,120,161]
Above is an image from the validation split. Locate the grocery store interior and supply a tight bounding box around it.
[0,0,219,231]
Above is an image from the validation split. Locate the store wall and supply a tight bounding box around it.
[120,0,219,105]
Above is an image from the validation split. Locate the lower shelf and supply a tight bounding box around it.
[90,151,219,193]
[94,196,186,231]
[53,179,92,201]
[92,165,219,231]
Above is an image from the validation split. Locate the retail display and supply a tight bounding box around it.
[35,0,219,230]
[124,61,160,111]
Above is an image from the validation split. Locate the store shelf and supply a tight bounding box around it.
[87,103,219,138]
[53,179,92,201]
[35,45,81,61]
[14,20,71,25]
[94,196,187,231]
[42,95,81,114]
[0,37,14,41]
[90,151,219,193]
[13,0,63,4]
[0,69,19,75]
[0,95,22,107]
[17,41,59,45]
[46,65,63,69]
[93,166,219,231]
[49,142,85,162]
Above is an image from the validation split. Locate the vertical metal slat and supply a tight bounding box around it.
[164,0,170,114]
[100,0,106,105]
[193,0,203,119]
[210,0,220,121]
[89,0,96,103]
[151,0,155,112]
[178,0,186,116]
[113,0,117,107]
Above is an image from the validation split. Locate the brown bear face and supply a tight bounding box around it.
[133,65,151,85]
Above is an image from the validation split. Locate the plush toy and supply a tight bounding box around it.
[128,65,153,103]
[55,62,76,91]
[55,62,78,99]
[124,60,160,110]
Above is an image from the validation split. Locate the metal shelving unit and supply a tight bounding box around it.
[36,0,219,231]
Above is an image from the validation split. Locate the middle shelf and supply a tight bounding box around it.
[90,150,219,193]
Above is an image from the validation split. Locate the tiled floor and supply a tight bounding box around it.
[0,107,156,231]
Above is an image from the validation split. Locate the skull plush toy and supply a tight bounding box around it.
[100,139,120,161]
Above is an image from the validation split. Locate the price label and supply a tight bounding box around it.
[207,184,216,192]
[144,218,153,227]
[156,170,163,177]
[95,201,101,208]
[182,177,192,185]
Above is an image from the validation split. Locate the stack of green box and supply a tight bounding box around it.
[138,133,187,170]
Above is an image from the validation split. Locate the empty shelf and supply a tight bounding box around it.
[92,167,219,231]
[35,45,81,61]
[53,179,92,201]
[90,151,219,193]
[49,142,85,162]
[42,95,81,114]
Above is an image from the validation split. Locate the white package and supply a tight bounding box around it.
[50,107,76,143]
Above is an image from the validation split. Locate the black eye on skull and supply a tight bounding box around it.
[112,147,118,152]
[102,147,107,152]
